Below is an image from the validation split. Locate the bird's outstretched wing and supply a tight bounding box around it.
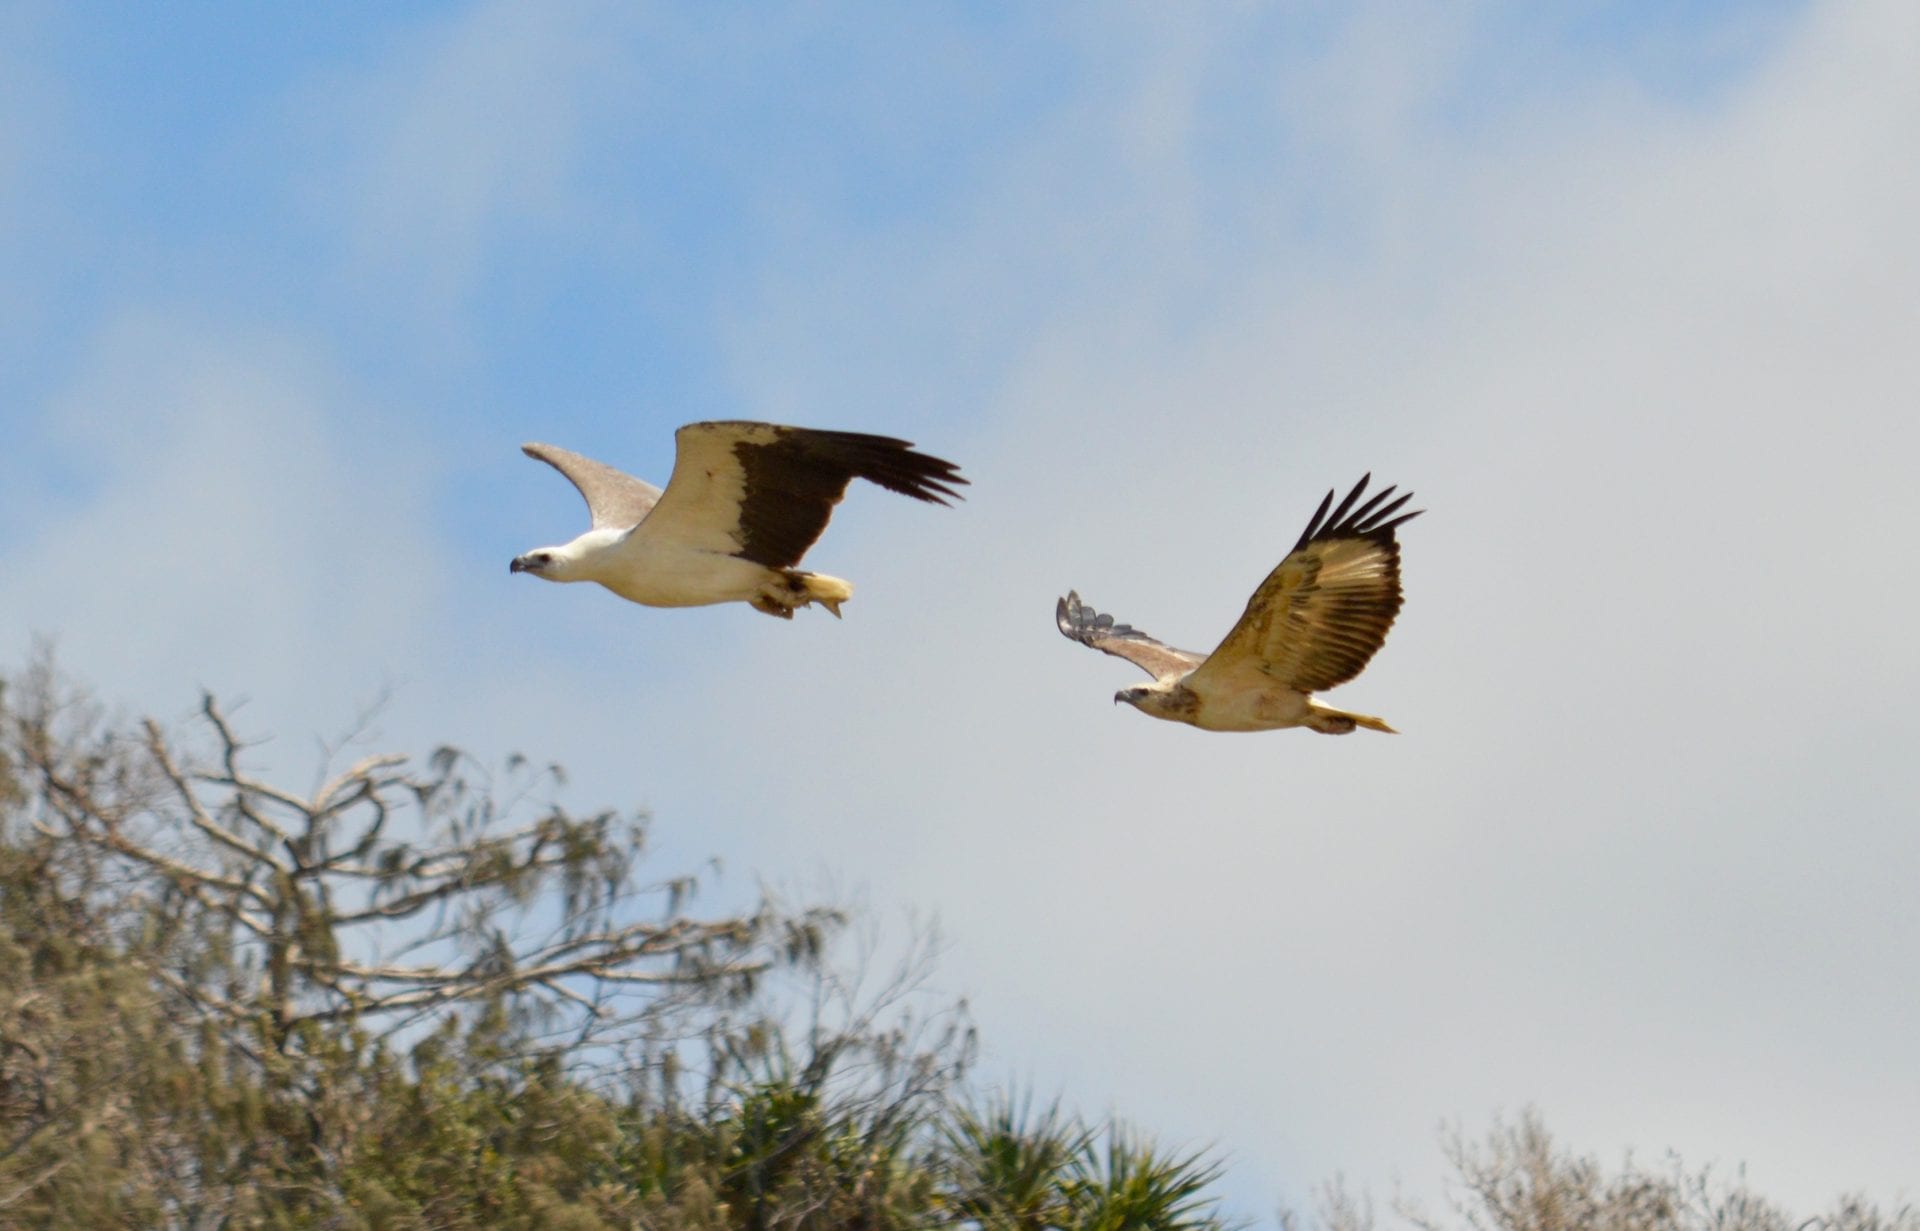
[1187,474,1421,695]
[522,443,663,531]
[1055,591,1206,681]
[637,421,968,567]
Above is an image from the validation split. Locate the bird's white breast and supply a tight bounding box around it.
[579,530,772,608]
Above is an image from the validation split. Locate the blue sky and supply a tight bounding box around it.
[5,1,1917,1221]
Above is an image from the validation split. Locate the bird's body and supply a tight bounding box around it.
[1057,474,1420,734]
[1118,671,1316,733]
[513,421,965,618]
[548,528,793,609]
[1109,667,1381,734]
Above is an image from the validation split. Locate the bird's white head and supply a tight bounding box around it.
[509,539,592,583]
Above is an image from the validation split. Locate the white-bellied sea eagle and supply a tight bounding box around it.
[512,421,966,618]
[1057,474,1420,733]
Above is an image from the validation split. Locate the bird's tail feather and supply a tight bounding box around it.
[1306,705,1397,735]
[798,572,853,618]
[752,570,854,619]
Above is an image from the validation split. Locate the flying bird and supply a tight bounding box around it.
[1057,474,1421,733]
[512,421,966,618]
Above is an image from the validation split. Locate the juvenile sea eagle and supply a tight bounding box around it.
[1057,474,1420,733]
[512,421,966,618]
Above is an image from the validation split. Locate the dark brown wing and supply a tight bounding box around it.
[1055,591,1206,681]
[1186,474,1421,694]
[637,421,967,567]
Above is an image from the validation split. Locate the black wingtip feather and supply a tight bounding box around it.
[1293,474,1423,551]
[1347,483,1397,524]
[800,429,969,506]
[1296,487,1336,549]
[1321,472,1371,530]
[727,425,968,568]
[1369,490,1412,520]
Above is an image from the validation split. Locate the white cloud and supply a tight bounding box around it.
[0,313,452,749]
[7,2,1917,1221]
[289,2,617,343]
[674,0,1920,1215]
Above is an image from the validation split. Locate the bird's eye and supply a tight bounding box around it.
[533,553,551,565]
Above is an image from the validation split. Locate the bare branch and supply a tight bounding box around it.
[143,719,289,877]
[312,754,407,814]
[7,673,811,1132]
[30,797,274,926]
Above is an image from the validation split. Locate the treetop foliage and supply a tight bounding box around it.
[2,659,1910,1229]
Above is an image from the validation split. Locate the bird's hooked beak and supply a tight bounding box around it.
[512,550,559,578]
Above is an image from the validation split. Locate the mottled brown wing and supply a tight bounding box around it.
[637,421,967,567]
[1187,474,1421,694]
[521,443,662,531]
[1055,591,1206,681]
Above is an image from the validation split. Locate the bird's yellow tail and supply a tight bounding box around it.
[1306,704,1397,735]
[797,572,853,617]
[751,571,854,619]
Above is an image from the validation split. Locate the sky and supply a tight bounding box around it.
[3,0,1916,1220]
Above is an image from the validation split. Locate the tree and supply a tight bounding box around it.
[14,669,824,1053]
[2,658,836,1225]
[0,660,1243,1228]
[13,659,1906,1230]
[943,1092,1234,1231]
[1,677,194,1223]
[1284,1111,1919,1231]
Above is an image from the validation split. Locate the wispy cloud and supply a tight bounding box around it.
[1,313,449,737]
[3,2,1915,1221]
[290,3,617,346]
[681,0,1920,1211]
